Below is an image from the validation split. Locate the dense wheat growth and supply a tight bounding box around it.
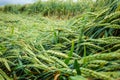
[0,0,120,80]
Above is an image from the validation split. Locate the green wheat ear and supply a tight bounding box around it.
[50,56,69,68]
[0,69,13,80]
[79,52,120,64]
[80,67,114,80]
[80,42,104,50]
[102,11,120,23]
[46,50,68,58]
[106,24,120,29]
[112,44,120,50]
[94,8,109,22]
[100,71,120,79]
[0,58,11,71]
[37,54,54,63]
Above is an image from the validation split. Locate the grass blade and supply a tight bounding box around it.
[65,40,74,65]
[74,59,81,75]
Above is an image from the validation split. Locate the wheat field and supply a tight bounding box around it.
[0,0,120,80]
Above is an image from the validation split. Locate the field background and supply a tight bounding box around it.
[0,0,120,80]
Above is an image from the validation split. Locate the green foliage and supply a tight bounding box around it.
[4,5,22,14]
[1,0,94,18]
[0,0,120,80]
